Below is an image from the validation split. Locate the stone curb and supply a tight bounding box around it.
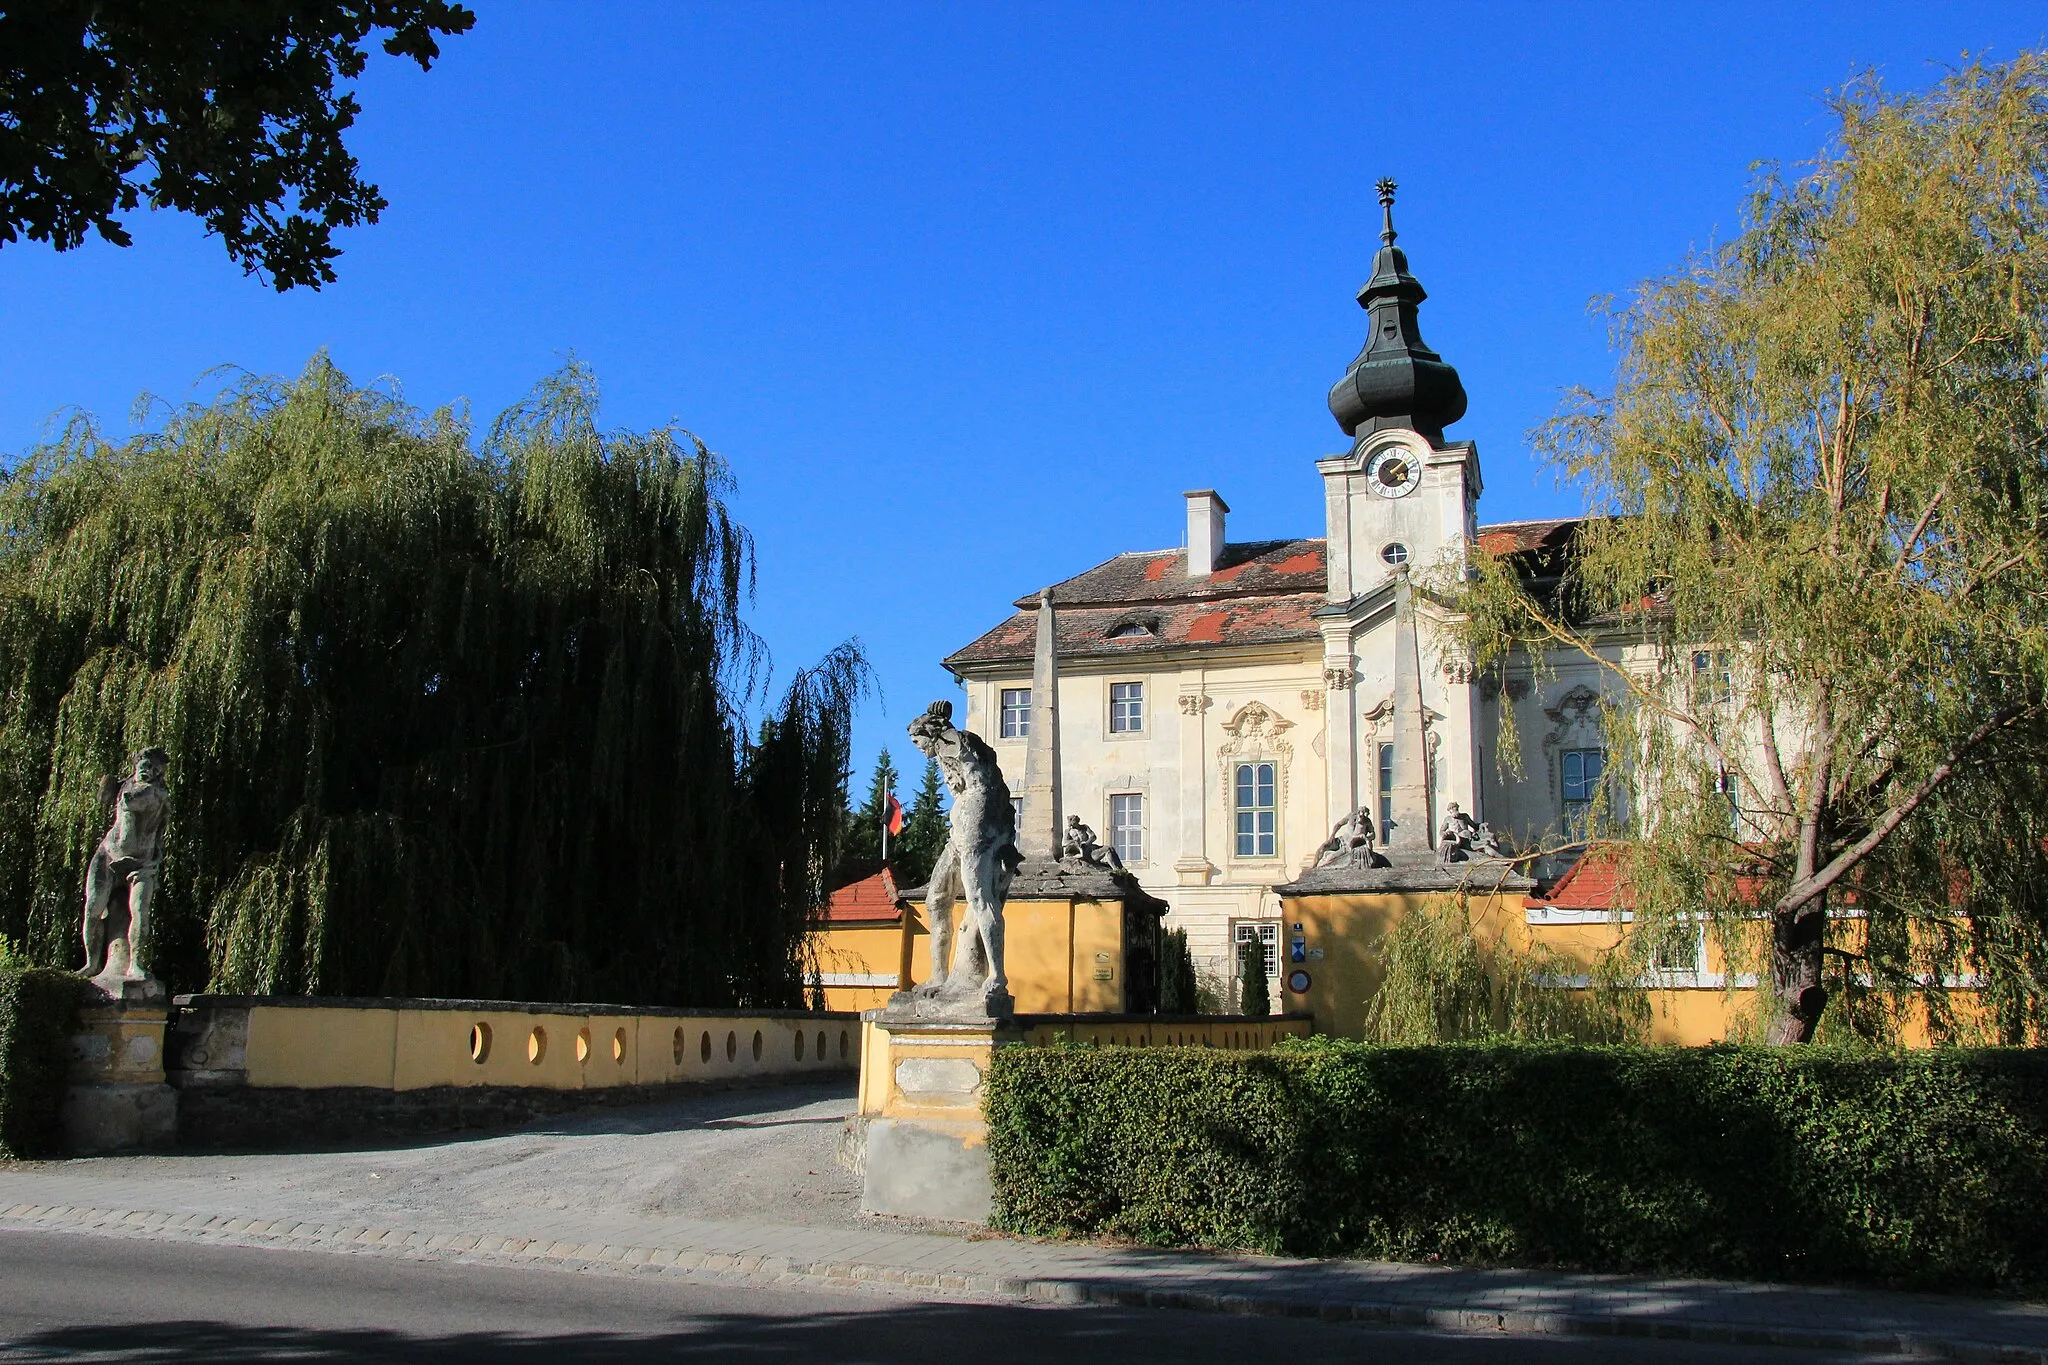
[3,1204,2042,1363]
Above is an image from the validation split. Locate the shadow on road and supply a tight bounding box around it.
[0,1309,1910,1365]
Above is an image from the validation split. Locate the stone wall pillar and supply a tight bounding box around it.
[64,981,176,1153]
[856,1010,1020,1223]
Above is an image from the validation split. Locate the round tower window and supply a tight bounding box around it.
[1381,543,1410,566]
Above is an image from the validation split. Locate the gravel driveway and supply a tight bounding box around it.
[13,1078,913,1236]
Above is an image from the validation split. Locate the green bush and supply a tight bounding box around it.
[1157,928,1198,1015]
[1237,939,1269,1017]
[0,969,85,1159]
[984,1040,2048,1294]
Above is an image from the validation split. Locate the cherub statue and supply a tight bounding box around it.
[82,748,169,988]
[905,702,1021,1016]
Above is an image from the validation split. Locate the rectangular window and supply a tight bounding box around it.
[1109,793,1144,863]
[1234,761,1277,858]
[1691,650,1732,706]
[1715,766,1740,834]
[1649,923,1701,975]
[1561,747,1605,835]
[1011,795,1024,826]
[1377,743,1394,834]
[1000,687,1030,739]
[1109,681,1144,734]
[1233,921,1278,980]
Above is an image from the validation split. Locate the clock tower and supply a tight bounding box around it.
[1314,180,1484,853]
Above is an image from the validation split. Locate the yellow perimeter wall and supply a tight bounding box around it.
[812,920,910,1014]
[1282,891,1983,1045]
[895,897,1133,1014]
[855,1013,1314,1119]
[234,1003,859,1091]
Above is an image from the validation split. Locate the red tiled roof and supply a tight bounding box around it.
[946,595,1324,667]
[823,868,904,924]
[1476,517,1580,558]
[1015,538,1329,610]
[1524,844,1629,911]
[948,520,1588,671]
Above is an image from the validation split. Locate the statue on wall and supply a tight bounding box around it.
[82,748,169,990]
[904,702,1021,1016]
[1314,806,1378,869]
[1062,815,1124,872]
[1436,802,1482,863]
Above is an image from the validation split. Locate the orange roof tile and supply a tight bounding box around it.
[823,867,905,924]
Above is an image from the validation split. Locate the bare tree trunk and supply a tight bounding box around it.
[1766,902,1827,1044]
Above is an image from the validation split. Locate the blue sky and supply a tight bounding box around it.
[2,3,2041,789]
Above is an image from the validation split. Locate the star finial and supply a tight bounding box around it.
[1375,177,1398,246]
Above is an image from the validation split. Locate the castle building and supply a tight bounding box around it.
[943,186,1617,998]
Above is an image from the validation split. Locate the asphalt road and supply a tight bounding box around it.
[0,1231,1937,1364]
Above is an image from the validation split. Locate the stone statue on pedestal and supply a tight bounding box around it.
[903,702,1021,1017]
[1315,807,1380,869]
[1061,815,1123,872]
[1436,802,1483,864]
[82,748,169,996]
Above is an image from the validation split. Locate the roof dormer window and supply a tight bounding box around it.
[1109,622,1152,639]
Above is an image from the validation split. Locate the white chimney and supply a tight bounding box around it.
[1184,489,1229,578]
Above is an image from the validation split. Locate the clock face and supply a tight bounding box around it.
[1365,446,1420,498]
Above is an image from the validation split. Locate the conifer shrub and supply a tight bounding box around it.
[1237,938,1269,1017]
[0,968,85,1159]
[984,1040,2048,1294]
[1157,928,1198,1015]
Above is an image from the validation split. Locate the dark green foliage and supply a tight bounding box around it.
[1157,927,1198,1015]
[839,748,899,870]
[0,357,864,1007]
[1237,938,1269,1017]
[893,758,948,889]
[0,968,85,1159]
[985,1041,2048,1294]
[0,1,475,289]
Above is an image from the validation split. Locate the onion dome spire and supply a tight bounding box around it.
[1326,178,1468,446]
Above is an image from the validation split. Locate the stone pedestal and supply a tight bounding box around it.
[856,1007,1021,1224]
[64,979,177,1154]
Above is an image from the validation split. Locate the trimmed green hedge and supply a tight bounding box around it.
[0,969,86,1159]
[984,1040,2048,1294]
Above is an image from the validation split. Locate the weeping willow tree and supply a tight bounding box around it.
[1361,896,1647,1044]
[0,356,865,1005]
[1453,55,2048,1044]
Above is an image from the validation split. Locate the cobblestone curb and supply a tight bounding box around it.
[4,1202,2043,1362]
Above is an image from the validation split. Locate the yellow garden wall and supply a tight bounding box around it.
[899,897,1133,1014]
[197,997,860,1092]
[1279,890,1988,1046]
[812,920,910,1013]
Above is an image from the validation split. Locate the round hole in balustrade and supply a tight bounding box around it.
[815,1030,826,1062]
[700,1031,712,1063]
[575,1028,592,1064]
[839,1030,849,1060]
[469,1023,491,1064]
[751,1030,763,1062]
[672,1026,685,1066]
[613,1027,627,1064]
[795,1031,806,1061]
[725,1031,737,1062]
[527,1027,547,1064]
